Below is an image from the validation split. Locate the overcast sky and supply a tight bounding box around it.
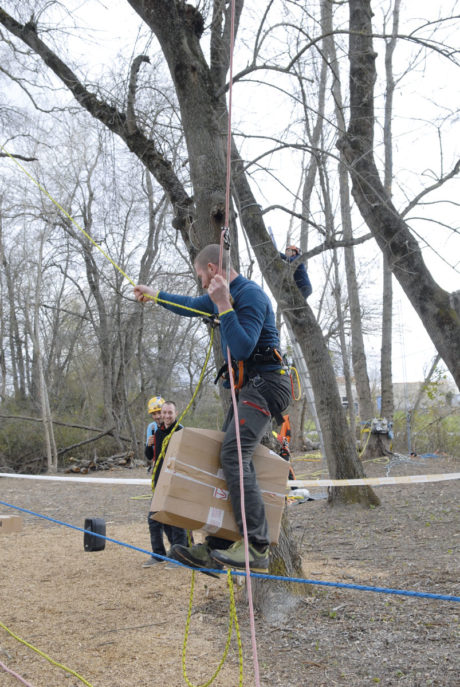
[7,0,459,387]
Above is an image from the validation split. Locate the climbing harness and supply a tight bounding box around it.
[214,346,287,393]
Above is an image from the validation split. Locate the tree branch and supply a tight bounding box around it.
[0,7,193,229]
[126,54,150,135]
[0,414,136,443]
[401,158,460,217]
[0,151,37,161]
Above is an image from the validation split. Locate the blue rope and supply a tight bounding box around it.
[2,499,459,603]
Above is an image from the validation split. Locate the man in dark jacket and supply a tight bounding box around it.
[134,244,292,574]
[280,244,312,299]
[142,401,188,567]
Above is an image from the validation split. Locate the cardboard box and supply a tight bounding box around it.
[0,514,23,534]
[151,428,289,544]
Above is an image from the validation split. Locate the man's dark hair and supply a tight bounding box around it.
[194,244,232,270]
[162,400,177,409]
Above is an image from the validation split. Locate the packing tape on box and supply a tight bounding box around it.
[1,472,459,488]
[165,459,286,499]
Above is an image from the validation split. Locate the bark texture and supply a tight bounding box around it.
[338,0,460,388]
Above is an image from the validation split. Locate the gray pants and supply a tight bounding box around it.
[207,369,292,550]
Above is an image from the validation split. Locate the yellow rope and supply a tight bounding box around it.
[290,365,302,401]
[182,570,243,687]
[0,620,95,686]
[146,328,243,687]
[0,144,216,319]
[358,426,371,458]
[2,144,243,687]
[149,326,216,491]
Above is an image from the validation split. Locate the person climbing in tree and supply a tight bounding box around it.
[134,244,292,574]
[280,244,312,300]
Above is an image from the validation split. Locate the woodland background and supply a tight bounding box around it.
[0,0,459,474]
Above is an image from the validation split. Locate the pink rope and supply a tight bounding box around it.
[0,660,36,687]
[227,348,262,687]
[220,2,262,685]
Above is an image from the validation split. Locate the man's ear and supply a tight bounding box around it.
[208,262,218,275]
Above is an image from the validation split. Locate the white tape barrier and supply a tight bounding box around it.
[1,472,459,487]
[0,473,149,485]
[288,473,460,487]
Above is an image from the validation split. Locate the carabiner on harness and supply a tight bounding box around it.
[202,313,221,328]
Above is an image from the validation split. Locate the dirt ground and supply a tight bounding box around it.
[1,452,459,687]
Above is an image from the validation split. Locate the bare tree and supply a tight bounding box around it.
[322,0,375,430]
[0,1,380,504]
[27,227,59,471]
[337,0,460,387]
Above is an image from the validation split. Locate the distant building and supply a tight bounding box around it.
[335,377,458,415]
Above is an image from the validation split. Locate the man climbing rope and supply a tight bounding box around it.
[134,244,292,573]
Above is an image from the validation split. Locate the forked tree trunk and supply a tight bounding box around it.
[338,0,460,388]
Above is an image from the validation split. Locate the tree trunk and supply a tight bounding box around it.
[338,0,460,388]
[380,0,400,422]
[32,230,59,472]
[252,508,309,622]
[232,149,380,508]
[322,0,374,424]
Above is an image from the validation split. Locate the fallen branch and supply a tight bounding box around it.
[0,414,138,443]
[65,451,135,473]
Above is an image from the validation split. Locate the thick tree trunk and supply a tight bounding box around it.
[232,149,380,508]
[126,0,241,246]
[252,508,309,622]
[338,0,460,388]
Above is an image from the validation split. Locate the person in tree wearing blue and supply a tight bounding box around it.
[134,244,292,574]
[280,244,312,299]
[143,400,188,567]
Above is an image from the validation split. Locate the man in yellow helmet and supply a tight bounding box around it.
[143,400,188,567]
[145,396,165,467]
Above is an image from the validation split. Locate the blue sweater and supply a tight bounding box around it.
[158,274,280,366]
[280,252,312,299]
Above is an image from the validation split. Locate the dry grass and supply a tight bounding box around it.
[1,452,459,686]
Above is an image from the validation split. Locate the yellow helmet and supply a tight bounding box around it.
[147,396,165,414]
